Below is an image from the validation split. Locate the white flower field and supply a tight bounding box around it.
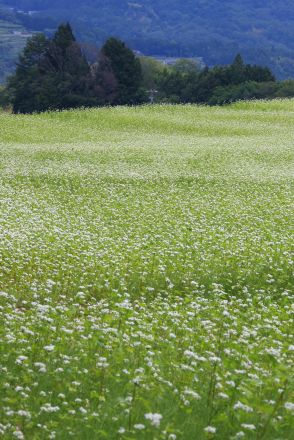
[0,102,293,439]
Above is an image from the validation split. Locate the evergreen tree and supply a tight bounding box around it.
[41,23,89,76]
[232,54,244,68]
[229,54,247,84]
[7,24,95,113]
[53,22,75,52]
[101,38,144,105]
[7,33,49,113]
[38,23,91,110]
[91,54,118,105]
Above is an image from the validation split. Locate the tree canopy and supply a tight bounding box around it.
[101,38,144,105]
[6,23,294,113]
[7,25,144,112]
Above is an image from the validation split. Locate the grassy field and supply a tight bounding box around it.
[0,102,293,439]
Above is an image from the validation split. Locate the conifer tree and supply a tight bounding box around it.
[101,37,144,104]
[53,22,76,52]
[38,23,91,110]
[91,54,119,105]
[7,33,49,113]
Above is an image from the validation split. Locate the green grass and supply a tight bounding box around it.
[0,102,293,439]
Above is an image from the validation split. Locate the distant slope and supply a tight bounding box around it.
[2,0,294,81]
[0,2,57,83]
[0,7,28,83]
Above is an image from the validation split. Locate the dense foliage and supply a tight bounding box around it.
[2,0,294,80]
[102,38,145,105]
[7,23,294,113]
[155,55,276,105]
[0,102,293,439]
[6,24,143,113]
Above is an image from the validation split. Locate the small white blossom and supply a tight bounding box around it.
[40,403,60,413]
[15,356,28,365]
[144,413,162,427]
[134,424,145,430]
[184,389,201,400]
[241,424,256,431]
[13,429,24,440]
[284,402,294,412]
[204,426,216,434]
[218,392,229,399]
[233,401,253,413]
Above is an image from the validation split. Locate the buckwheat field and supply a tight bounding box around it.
[0,101,293,440]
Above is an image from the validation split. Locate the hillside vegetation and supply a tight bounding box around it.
[0,102,293,439]
[0,18,29,83]
[2,0,294,80]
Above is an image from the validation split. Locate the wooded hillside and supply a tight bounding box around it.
[2,0,294,81]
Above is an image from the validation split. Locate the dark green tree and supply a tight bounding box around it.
[91,54,119,105]
[7,33,49,113]
[38,23,92,110]
[8,23,99,113]
[101,37,144,105]
[0,86,10,110]
[53,22,75,52]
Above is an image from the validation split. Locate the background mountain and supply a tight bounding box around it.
[2,0,294,82]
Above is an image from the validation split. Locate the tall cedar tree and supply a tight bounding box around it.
[8,24,98,113]
[101,38,144,105]
[38,23,93,110]
[7,33,49,113]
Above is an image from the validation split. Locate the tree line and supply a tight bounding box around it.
[2,23,294,113]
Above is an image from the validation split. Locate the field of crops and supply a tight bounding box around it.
[0,102,293,439]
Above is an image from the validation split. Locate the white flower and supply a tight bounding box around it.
[233,401,253,413]
[40,403,60,413]
[235,432,245,438]
[184,389,201,400]
[118,427,125,434]
[132,376,142,385]
[204,426,216,434]
[218,392,229,399]
[15,356,28,365]
[241,424,256,431]
[184,350,196,358]
[134,424,145,430]
[34,362,47,373]
[17,410,31,419]
[44,345,55,352]
[284,402,294,412]
[96,357,109,368]
[144,413,162,427]
[13,429,24,440]
[79,407,87,414]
